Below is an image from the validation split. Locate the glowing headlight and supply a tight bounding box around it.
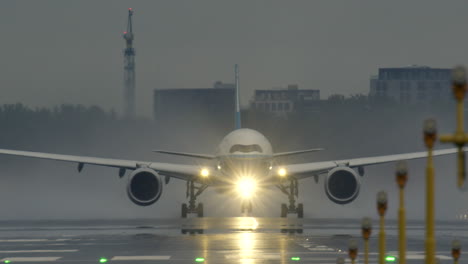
[236,178,257,199]
[200,168,210,178]
[278,168,287,177]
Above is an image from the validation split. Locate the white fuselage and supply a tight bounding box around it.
[214,128,274,184]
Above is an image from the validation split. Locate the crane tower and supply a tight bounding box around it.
[123,8,136,118]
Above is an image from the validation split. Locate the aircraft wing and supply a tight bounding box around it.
[283,148,462,179]
[273,148,324,158]
[0,149,201,181]
[152,150,215,160]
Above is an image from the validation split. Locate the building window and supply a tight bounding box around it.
[285,103,290,111]
[272,103,277,111]
[278,103,283,111]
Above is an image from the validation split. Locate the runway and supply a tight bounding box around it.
[0,218,464,263]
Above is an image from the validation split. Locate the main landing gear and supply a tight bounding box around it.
[181,181,208,218]
[277,178,304,218]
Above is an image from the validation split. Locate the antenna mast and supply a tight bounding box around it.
[123,8,136,118]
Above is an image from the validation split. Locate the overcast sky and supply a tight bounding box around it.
[1,1,468,117]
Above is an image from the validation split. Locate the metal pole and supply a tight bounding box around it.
[452,239,461,264]
[424,119,437,264]
[377,191,388,264]
[362,217,372,264]
[440,66,468,189]
[365,240,369,264]
[396,161,408,264]
[348,239,358,264]
[379,215,385,264]
[398,189,405,264]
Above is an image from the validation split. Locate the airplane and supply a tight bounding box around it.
[0,64,461,218]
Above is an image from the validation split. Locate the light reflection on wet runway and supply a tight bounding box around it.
[0,218,465,263]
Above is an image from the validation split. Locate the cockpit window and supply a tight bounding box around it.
[229,144,263,153]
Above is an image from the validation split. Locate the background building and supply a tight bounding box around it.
[369,65,451,104]
[153,82,235,124]
[251,85,320,116]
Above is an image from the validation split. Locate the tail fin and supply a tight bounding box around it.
[235,64,241,129]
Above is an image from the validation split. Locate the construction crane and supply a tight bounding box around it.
[123,8,135,119]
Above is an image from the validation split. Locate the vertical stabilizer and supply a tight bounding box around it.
[235,64,241,129]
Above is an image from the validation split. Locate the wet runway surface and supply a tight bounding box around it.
[0,218,465,263]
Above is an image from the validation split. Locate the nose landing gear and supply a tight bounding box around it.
[241,200,253,214]
[181,181,208,218]
[277,179,303,218]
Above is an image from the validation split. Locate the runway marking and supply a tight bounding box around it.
[406,255,452,260]
[0,249,78,253]
[0,257,61,262]
[111,256,171,261]
[225,253,280,260]
[308,246,335,252]
[0,239,49,242]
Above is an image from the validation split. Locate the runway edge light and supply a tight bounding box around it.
[291,256,301,261]
[4,260,10,264]
[385,255,397,262]
[99,257,108,263]
[195,257,205,262]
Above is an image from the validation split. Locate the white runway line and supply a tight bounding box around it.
[0,257,61,262]
[111,256,171,261]
[225,254,280,260]
[406,255,451,260]
[0,249,78,253]
[0,239,49,242]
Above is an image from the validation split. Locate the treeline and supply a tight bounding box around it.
[245,94,456,160]
[0,97,458,162]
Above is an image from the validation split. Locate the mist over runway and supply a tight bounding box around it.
[0,218,463,264]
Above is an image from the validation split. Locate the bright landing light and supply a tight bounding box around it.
[200,168,210,177]
[278,168,287,177]
[236,178,257,198]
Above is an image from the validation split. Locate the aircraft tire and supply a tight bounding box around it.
[197,203,204,217]
[280,204,287,218]
[297,203,304,218]
[181,203,188,218]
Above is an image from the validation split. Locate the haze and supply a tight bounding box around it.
[0,1,466,221]
[2,1,468,117]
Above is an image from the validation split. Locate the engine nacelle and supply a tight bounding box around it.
[324,166,360,205]
[127,168,163,206]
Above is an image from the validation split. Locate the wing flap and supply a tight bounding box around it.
[152,150,215,160]
[273,148,324,158]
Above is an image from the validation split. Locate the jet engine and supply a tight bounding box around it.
[127,168,163,206]
[324,166,360,205]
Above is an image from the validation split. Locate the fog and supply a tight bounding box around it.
[1,0,468,220]
[0,100,464,221]
[2,1,468,117]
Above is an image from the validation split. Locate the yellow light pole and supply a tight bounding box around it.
[361,217,372,264]
[424,119,437,264]
[377,191,388,264]
[452,239,461,264]
[396,161,408,264]
[439,65,468,189]
[348,239,358,264]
